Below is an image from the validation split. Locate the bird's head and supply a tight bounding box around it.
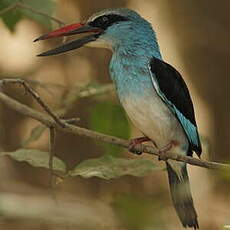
[34,8,155,56]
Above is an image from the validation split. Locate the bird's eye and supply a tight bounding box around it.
[89,14,128,29]
[102,16,108,23]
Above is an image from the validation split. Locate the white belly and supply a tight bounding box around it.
[120,90,188,152]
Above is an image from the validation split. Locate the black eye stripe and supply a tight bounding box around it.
[89,14,128,30]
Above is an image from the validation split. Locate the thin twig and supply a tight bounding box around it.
[64,118,80,124]
[0,2,18,16]
[48,127,58,203]
[17,2,65,26]
[49,127,56,186]
[0,78,65,127]
[78,84,114,98]
[0,82,229,171]
[0,1,65,26]
[58,83,114,116]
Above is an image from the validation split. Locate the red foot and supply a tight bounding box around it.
[128,136,152,155]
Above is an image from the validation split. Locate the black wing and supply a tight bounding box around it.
[150,57,202,156]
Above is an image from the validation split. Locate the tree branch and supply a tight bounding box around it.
[1,78,65,127]
[0,79,229,171]
[48,126,59,202]
[0,2,18,15]
[17,2,65,26]
[49,127,56,183]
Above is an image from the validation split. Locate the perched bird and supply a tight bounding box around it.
[34,8,202,229]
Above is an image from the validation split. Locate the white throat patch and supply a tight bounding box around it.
[85,38,113,50]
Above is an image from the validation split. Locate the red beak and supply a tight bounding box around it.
[34,23,102,56]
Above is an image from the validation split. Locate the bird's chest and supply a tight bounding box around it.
[120,88,177,146]
[109,59,186,148]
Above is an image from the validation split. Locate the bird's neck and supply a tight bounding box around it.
[109,39,161,97]
[112,30,162,59]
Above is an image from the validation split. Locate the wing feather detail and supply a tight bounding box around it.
[149,57,201,156]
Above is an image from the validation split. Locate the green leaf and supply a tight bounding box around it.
[0,0,22,31]
[89,101,131,156]
[0,0,56,31]
[69,155,161,179]
[21,0,56,29]
[21,125,47,147]
[1,149,66,172]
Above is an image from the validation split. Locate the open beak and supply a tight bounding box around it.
[34,23,102,56]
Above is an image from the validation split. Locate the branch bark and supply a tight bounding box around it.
[0,79,229,171]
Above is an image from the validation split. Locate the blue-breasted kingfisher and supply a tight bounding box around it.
[34,8,202,229]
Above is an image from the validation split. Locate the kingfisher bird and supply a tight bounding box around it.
[34,8,202,229]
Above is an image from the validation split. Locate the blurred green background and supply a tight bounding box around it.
[0,0,229,229]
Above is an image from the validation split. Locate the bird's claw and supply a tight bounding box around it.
[128,136,152,155]
[158,151,168,161]
[129,150,142,155]
[157,141,177,161]
[128,142,142,155]
[128,137,149,155]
